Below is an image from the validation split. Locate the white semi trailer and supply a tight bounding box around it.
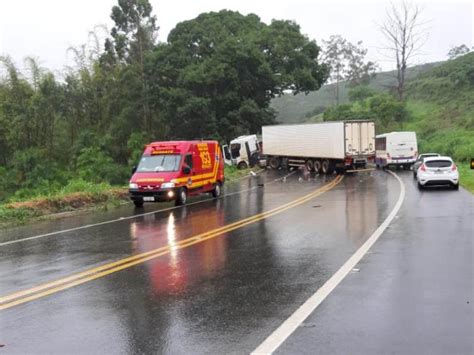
[262,121,375,173]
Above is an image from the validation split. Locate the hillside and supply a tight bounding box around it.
[404,52,474,162]
[271,62,440,123]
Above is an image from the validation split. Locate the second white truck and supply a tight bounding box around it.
[262,121,375,173]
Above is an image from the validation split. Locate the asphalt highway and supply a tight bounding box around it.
[0,168,471,354]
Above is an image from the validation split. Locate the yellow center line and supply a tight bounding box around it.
[0,175,343,311]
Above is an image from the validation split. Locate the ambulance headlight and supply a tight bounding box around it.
[161,182,175,189]
[129,183,138,189]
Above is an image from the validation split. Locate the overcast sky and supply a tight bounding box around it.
[0,0,472,75]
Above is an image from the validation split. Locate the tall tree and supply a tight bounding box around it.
[105,0,159,133]
[447,44,471,60]
[379,0,427,101]
[323,35,377,105]
[147,11,328,141]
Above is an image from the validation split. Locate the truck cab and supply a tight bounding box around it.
[222,135,260,169]
[129,141,225,207]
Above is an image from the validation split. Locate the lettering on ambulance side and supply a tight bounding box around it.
[198,143,212,169]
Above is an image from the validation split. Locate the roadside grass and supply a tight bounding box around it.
[224,165,261,181]
[458,163,474,194]
[0,166,260,226]
[0,179,129,226]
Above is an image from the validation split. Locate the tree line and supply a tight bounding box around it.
[0,2,332,200]
[0,0,426,201]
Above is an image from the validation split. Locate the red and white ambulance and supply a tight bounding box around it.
[129,141,225,207]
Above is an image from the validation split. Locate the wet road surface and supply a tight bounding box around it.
[277,171,473,355]
[1,169,469,354]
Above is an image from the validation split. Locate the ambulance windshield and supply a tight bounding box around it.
[137,155,182,172]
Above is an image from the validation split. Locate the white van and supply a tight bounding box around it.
[375,132,418,169]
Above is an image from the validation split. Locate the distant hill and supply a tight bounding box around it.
[271,62,441,123]
[403,52,474,163]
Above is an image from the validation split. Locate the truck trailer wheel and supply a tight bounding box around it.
[237,161,248,170]
[175,188,187,206]
[322,159,334,174]
[305,159,315,172]
[268,157,281,170]
[313,160,322,174]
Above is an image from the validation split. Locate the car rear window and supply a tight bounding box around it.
[425,160,452,168]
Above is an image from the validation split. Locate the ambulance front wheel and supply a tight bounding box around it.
[175,188,187,206]
[133,200,144,208]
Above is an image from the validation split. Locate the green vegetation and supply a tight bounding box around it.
[457,164,474,194]
[0,179,127,225]
[404,53,473,168]
[224,165,261,181]
[303,53,474,192]
[0,1,328,207]
[270,62,440,123]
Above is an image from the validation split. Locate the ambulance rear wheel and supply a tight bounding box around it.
[175,188,187,206]
[133,200,144,208]
[212,183,222,198]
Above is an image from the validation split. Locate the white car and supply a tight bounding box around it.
[417,156,459,190]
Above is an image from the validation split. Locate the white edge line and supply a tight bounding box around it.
[0,171,296,247]
[251,170,405,355]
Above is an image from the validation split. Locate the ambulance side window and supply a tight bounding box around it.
[185,154,193,169]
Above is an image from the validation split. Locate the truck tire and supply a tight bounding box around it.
[237,161,248,170]
[313,159,322,174]
[175,187,187,206]
[133,200,144,208]
[268,157,281,170]
[305,159,315,172]
[212,183,222,198]
[321,159,334,174]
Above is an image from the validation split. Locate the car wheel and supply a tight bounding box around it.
[133,200,144,208]
[417,182,424,190]
[453,183,459,190]
[212,183,222,198]
[413,172,417,179]
[175,188,187,206]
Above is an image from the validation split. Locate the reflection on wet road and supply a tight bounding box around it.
[1,169,402,353]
